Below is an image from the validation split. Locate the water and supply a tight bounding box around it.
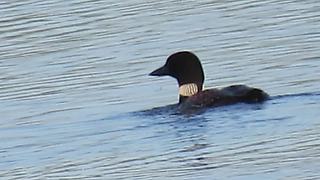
[1,0,320,179]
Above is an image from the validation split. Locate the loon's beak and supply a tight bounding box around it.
[149,65,169,76]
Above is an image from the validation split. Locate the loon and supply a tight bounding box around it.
[149,51,269,109]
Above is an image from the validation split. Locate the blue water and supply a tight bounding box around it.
[1,0,320,179]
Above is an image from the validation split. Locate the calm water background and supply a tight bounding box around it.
[1,0,320,179]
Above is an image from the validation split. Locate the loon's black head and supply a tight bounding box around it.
[149,51,205,102]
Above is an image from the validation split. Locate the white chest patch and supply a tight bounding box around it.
[179,83,199,97]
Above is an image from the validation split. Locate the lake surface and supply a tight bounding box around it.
[1,0,320,179]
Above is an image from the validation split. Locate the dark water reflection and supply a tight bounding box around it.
[1,0,320,179]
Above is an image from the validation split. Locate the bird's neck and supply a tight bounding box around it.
[178,83,202,103]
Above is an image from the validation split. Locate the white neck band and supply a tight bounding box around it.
[179,83,198,97]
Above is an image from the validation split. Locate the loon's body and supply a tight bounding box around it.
[149,51,269,109]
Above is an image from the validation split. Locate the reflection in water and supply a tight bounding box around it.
[132,92,320,178]
[1,0,320,179]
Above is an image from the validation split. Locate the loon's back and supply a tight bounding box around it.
[181,85,269,109]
